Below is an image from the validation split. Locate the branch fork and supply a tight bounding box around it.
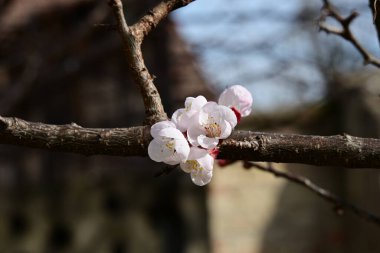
[319,0,380,67]
[108,0,195,124]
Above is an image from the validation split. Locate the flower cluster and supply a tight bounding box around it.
[148,85,253,186]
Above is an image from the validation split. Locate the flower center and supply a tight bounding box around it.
[165,140,175,151]
[185,102,192,112]
[204,122,221,138]
[187,160,203,173]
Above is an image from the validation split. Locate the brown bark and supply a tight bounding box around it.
[109,0,168,124]
[0,116,149,156]
[220,131,380,168]
[1,116,380,168]
[369,0,380,46]
[131,0,195,41]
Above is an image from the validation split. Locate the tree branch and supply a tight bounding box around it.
[244,162,380,227]
[0,116,150,156]
[131,0,195,41]
[108,0,168,124]
[218,131,380,168]
[1,116,380,168]
[369,0,380,46]
[319,0,380,68]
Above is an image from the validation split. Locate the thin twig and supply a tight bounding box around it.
[108,0,195,124]
[244,161,380,227]
[319,0,380,68]
[108,0,167,124]
[131,0,195,41]
[374,0,379,21]
[369,0,380,45]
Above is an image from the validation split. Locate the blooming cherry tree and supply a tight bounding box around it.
[148,86,252,186]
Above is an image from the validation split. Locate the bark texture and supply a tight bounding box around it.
[370,0,380,46]
[1,116,380,168]
[0,116,149,156]
[220,131,380,168]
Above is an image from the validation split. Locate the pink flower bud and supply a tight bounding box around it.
[218,85,253,117]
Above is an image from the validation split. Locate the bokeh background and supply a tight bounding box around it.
[0,0,380,252]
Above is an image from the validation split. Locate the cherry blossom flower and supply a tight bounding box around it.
[147,85,254,186]
[171,95,207,132]
[218,85,253,118]
[148,121,190,165]
[180,147,214,186]
[187,102,237,149]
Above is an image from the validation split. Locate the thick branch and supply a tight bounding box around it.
[0,116,150,156]
[132,0,195,41]
[245,162,380,227]
[1,116,380,168]
[218,131,380,168]
[109,0,167,124]
[319,0,380,67]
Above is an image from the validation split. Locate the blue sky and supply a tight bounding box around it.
[172,0,378,112]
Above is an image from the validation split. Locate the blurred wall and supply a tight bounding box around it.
[259,72,380,253]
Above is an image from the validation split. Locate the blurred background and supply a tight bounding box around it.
[0,0,380,252]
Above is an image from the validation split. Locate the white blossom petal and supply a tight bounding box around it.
[150,120,176,138]
[171,109,188,132]
[172,96,207,132]
[218,105,237,128]
[187,123,205,147]
[188,102,236,147]
[158,127,186,140]
[218,85,253,117]
[180,147,214,186]
[180,162,193,173]
[195,151,214,171]
[148,139,173,162]
[191,169,212,186]
[199,102,236,127]
[199,102,218,125]
[185,95,207,112]
[173,138,191,162]
[197,135,219,149]
[219,120,232,139]
[184,97,195,110]
[188,147,209,160]
[163,152,187,165]
[148,123,190,165]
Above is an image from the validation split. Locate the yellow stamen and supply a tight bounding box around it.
[185,102,192,112]
[165,140,175,150]
[187,160,203,173]
[204,122,221,138]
